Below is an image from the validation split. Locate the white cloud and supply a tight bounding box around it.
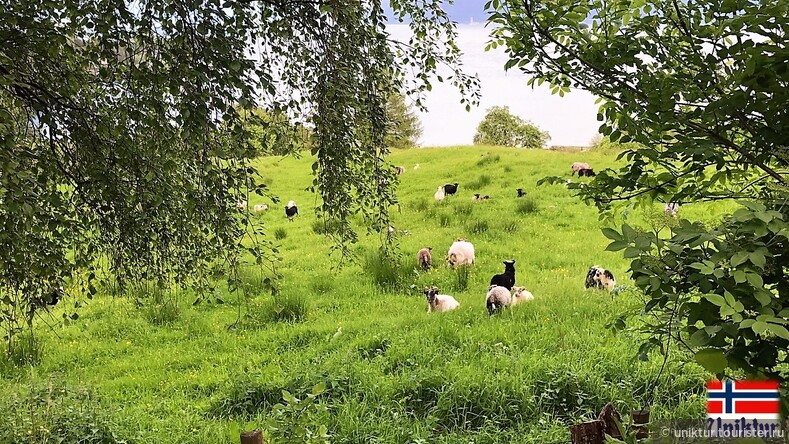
[388,24,602,147]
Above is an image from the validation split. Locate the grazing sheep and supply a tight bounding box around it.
[414,164,420,170]
[482,195,491,200]
[424,286,460,313]
[253,204,269,212]
[585,265,617,291]
[417,247,432,271]
[396,166,405,175]
[511,286,534,306]
[472,193,483,201]
[517,188,527,198]
[447,238,475,267]
[36,285,64,307]
[489,260,516,290]
[665,202,680,217]
[443,183,459,196]
[285,200,299,221]
[236,200,248,210]
[577,168,596,177]
[571,162,592,175]
[486,285,512,315]
[434,186,445,201]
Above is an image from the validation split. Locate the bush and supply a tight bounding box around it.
[476,153,501,166]
[274,227,287,240]
[502,221,519,233]
[473,106,549,148]
[0,381,127,444]
[467,174,492,189]
[516,197,539,215]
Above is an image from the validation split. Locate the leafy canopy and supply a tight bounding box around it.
[487,0,789,380]
[0,0,478,353]
[473,106,549,148]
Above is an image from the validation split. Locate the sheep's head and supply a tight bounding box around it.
[423,287,439,304]
[503,260,515,271]
[446,253,457,266]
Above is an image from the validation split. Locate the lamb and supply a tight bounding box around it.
[434,186,445,201]
[447,238,475,267]
[285,200,299,221]
[236,200,248,210]
[571,162,591,175]
[489,260,516,290]
[253,204,269,212]
[577,168,596,177]
[396,166,405,175]
[585,265,617,291]
[417,247,432,271]
[517,188,527,198]
[486,285,511,315]
[664,202,680,217]
[472,194,491,201]
[443,183,459,196]
[424,286,460,313]
[414,164,420,170]
[510,286,534,307]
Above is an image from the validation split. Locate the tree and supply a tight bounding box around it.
[0,1,479,354]
[488,0,789,381]
[473,106,548,148]
[385,93,422,149]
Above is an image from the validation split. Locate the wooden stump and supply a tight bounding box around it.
[240,430,264,444]
[597,402,622,439]
[569,420,605,444]
[632,408,651,439]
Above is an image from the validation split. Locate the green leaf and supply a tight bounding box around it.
[601,228,621,241]
[704,294,726,306]
[752,321,769,335]
[694,349,728,374]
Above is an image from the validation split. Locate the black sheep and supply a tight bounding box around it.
[578,168,596,177]
[517,188,527,197]
[489,260,516,290]
[443,183,459,195]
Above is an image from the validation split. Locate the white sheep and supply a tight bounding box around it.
[253,204,269,212]
[424,287,460,313]
[236,200,248,210]
[571,162,592,175]
[486,285,511,315]
[414,163,420,170]
[434,186,445,201]
[447,238,475,267]
[510,286,534,307]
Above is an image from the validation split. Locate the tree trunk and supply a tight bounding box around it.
[569,420,605,444]
[240,430,264,444]
[597,402,622,439]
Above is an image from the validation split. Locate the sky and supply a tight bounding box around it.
[385,1,602,147]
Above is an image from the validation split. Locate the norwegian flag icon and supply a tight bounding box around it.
[707,380,780,419]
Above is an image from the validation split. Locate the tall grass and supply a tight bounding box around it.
[467,174,492,189]
[363,249,415,292]
[516,197,539,215]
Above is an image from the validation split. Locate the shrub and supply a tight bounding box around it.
[502,221,519,233]
[274,227,287,240]
[516,197,539,215]
[0,381,127,444]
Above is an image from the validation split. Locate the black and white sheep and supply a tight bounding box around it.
[396,166,405,175]
[517,188,527,198]
[417,247,432,271]
[665,202,680,217]
[489,260,516,290]
[585,265,616,291]
[285,200,299,221]
[511,286,534,306]
[443,183,459,196]
[486,285,511,315]
[424,286,460,313]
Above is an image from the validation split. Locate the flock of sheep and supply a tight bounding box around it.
[401,159,632,316]
[236,158,683,317]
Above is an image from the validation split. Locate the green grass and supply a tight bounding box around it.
[1,146,734,443]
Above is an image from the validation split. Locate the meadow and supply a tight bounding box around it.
[0,146,731,444]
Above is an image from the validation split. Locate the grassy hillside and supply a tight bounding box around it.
[1,146,727,443]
